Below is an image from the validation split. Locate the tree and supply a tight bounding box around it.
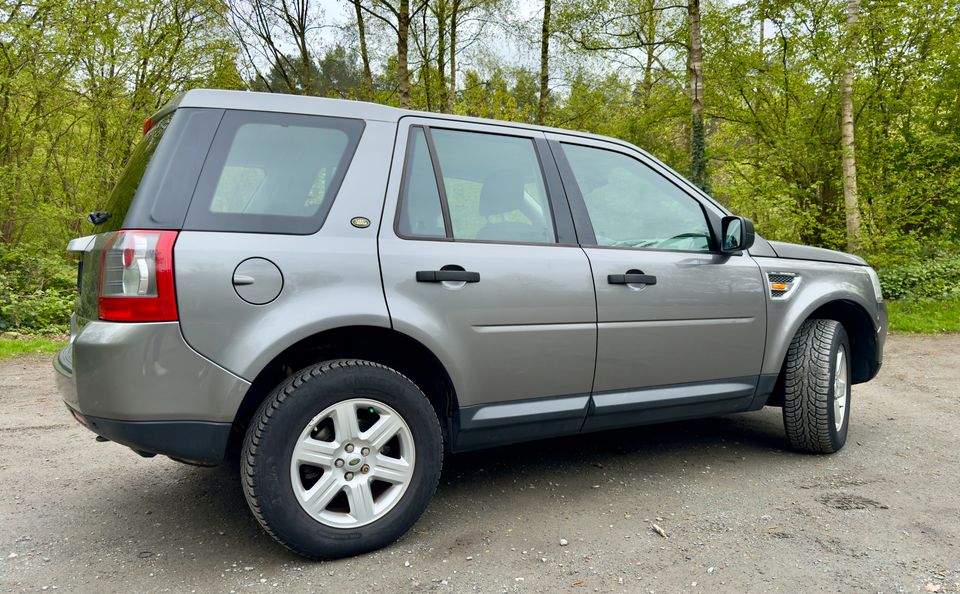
[538,0,552,124]
[227,0,321,95]
[840,0,862,252]
[687,0,707,191]
[350,0,376,98]
[357,0,431,107]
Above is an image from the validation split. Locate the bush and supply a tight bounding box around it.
[876,254,960,301]
[0,245,76,334]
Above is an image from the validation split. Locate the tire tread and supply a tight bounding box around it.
[782,319,846,454]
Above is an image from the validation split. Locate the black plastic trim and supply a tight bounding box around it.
[750,373,780,409]
[582,377,758,432]
[534,136,578,245]
[453,376,770,451]
[69,408,230,465]
[416,270,480,282]
[608,273,657,285]
[548,139,597,245]
[454,394,590,452]
[422,126,455,238]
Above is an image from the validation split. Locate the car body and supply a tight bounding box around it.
[53,89,887,557]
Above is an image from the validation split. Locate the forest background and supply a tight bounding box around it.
[1,0,958,353]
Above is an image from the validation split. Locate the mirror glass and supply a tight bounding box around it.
[723,218,743,251]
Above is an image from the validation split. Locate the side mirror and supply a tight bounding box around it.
[720,216,755,252]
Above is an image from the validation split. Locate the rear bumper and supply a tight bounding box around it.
[65,406,231,465]
[53,320,250,464]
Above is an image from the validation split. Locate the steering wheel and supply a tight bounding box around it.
[656,232,710,249]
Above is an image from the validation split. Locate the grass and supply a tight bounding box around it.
[887,298,960,333]
[0,335,67,360]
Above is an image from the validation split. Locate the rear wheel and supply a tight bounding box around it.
[782,319,851,454]
[241,359,443,558]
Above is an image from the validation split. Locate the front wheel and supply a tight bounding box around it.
[241,359,443,559]
[782,319,852,454]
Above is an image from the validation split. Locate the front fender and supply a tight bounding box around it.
[756,257,882,378]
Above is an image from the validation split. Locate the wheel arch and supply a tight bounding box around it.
[227,325,459,454]
[804,299,878,384]
[771,297,879,387]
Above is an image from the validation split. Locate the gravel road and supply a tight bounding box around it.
[1,335,958,593]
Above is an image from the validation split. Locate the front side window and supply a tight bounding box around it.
[397,126,557,244]
[186,110,364,234]
[562,143,711,251]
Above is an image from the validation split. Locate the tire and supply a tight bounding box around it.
[782,319,852,454]
[241,359,443,559]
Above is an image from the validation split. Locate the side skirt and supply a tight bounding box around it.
[452,375,774,452]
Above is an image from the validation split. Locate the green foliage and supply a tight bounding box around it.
[0,336,67,360]
[0,246,76,333]
[887,299,960,333]
[1,0,958,336]
[875,254,960,301]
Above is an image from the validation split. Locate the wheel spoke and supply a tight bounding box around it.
[330,401,361,441]
[345,481,376,523]
[303,472,342,514]
[362,413,404,449]
[289,397,417,528]
[372,454,412,484]
[834,348,848,432]
[295,438,337,468]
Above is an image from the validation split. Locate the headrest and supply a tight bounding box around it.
[479,171,526,216]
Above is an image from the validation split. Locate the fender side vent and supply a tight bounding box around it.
[768,272,800,299]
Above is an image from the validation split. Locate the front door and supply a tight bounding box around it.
[379,120,597,449]
[547,134,767,431]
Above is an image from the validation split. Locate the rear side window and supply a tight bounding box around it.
[185,110,364,234]
[395,126,557,244]
[397,128,445,238]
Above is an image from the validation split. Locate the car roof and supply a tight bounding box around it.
[172,88,610,143]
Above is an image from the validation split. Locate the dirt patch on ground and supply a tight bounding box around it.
[1,334,958,593]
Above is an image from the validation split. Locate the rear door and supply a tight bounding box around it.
[547,134,767,431]
[379,119,597,449]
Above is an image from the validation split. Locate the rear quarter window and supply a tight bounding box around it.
[184,110,364,234]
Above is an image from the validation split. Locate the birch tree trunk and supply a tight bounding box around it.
[398,0,411,107]
[537,0,551,125]
[841,0,863,253]
[435,0,449,111]
[688,0,707,191]
[352,0,375,98]
[448,0,459,113]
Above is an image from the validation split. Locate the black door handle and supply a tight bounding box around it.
[608,271,657,285]
[417,270,480,283]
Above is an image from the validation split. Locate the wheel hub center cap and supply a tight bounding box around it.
[347,456,363,467]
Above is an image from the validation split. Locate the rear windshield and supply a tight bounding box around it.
[184,110,365,234]
[106,107,224,232]
[99,116,174,232]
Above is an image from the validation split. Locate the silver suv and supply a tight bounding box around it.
[54,90,887,558]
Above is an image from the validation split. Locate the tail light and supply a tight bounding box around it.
[98,230,178,322]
